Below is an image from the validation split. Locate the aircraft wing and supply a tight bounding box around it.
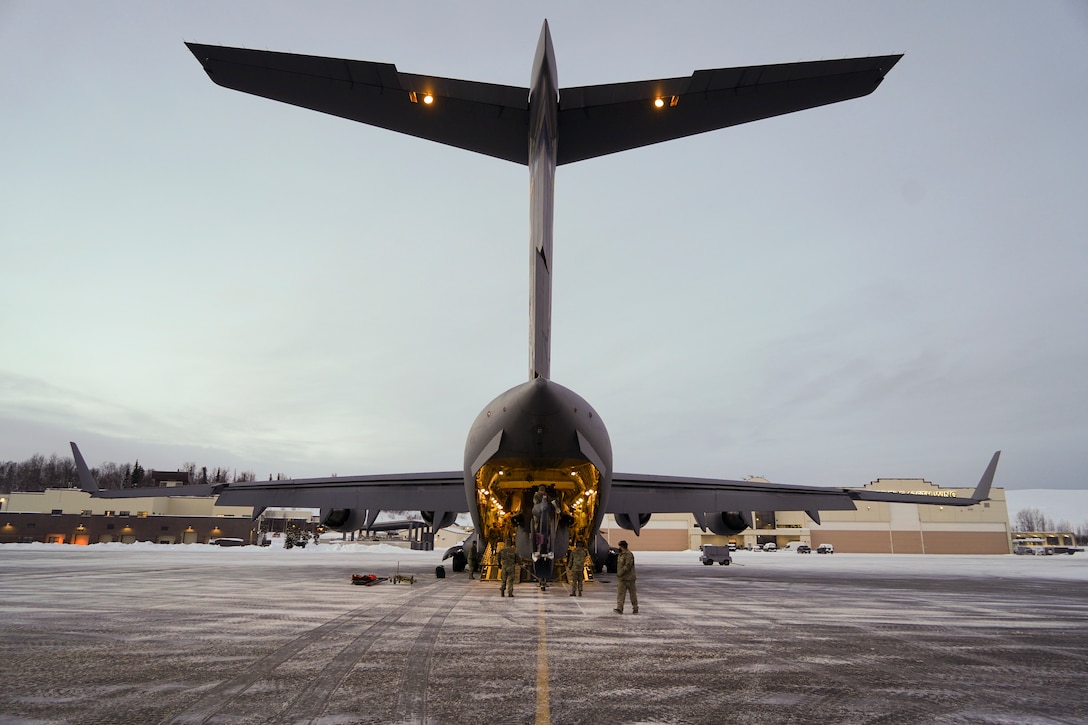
[557,55,902,164]
[186,44,899,167]
[608,451,1000,524]
[71,442,466,512]
[212,472,467,513]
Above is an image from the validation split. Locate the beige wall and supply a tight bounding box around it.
[601,513,690,551]
[920,531,1012,554]
[601,526,689,551]
[5,489,253,518]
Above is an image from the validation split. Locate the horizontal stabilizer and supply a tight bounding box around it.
[186,43,529,163]
[557,55,902,164]
[187,43,900,166]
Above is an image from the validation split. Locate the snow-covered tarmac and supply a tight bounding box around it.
[1,543,1086,724]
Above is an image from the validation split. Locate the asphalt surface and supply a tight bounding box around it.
[1,546,1086,725]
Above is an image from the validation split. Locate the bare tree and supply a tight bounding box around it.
[16,454,43,491]
[58,456,76,488]
[0,460,16,493]
[93,462,124,490]
[1,452,268,494]
[1013,507,1051,532]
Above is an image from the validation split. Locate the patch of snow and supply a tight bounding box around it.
[2,543,1086,582]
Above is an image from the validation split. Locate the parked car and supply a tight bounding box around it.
[816,543,834,554]
[209,537,245,547]
[762,542,778,552]
[796,544,812,554]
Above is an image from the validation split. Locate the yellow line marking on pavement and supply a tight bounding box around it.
[535,598,551,724]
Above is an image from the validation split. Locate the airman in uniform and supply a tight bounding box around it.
[466,540,480,579]
[614,540,638,614]
[498,541,520,597]
[567,541,588,596]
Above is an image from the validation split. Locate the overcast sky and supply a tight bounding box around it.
[2,1,1086,492]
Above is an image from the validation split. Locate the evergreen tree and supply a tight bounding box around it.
[131,460,145,487]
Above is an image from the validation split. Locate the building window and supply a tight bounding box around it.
[81,510,92,516]
[51,509,63,516]
[119,511,130,517]
[104,511,114,517]
[137,511,148,518]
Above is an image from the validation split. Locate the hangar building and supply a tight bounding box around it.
[0,488,312,545]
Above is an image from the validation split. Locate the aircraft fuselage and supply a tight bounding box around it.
[463,378,612,568]
[456,25,608,573]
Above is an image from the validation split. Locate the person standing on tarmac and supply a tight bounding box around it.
[614,540,638,614]
[466,540,480,580]
[567,541,588,597]
[498,540,520,597]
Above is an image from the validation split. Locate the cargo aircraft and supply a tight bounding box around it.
[72,22,999,579]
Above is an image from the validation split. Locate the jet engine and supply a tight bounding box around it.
[320,508,369,533]
[701,511,753,536]
[420,511,457,530]
[613,513,651,533]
